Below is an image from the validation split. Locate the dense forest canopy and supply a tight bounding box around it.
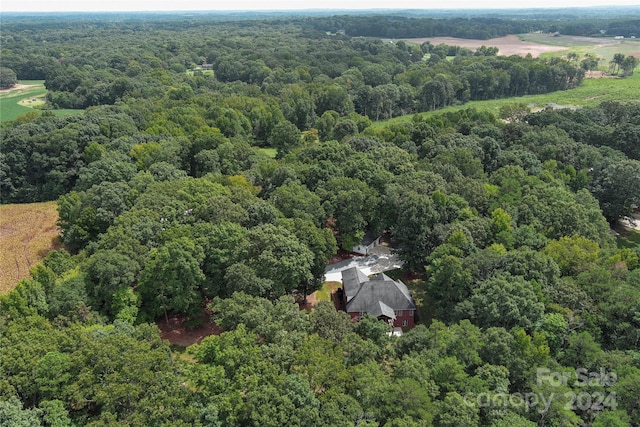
[1,11,640,427]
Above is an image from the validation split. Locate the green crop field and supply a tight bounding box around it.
[371,72,640,130]
[0,80,82,122]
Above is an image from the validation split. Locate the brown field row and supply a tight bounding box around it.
[0,202,61,294]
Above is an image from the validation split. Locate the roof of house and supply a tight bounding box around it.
[360,230,381,247]
[342,267,415,317]
[342,266,371,302]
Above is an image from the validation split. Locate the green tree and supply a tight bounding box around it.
[39,399,73,427]
[0,315,68,402]
[291,334,352,397]
[197,221,249,297]
[581,54,600,77]
[544,235,599,277]
[224,262,273,297]
[490,207,513,248]
[68,324,197,424]
[355,314,392,346]
[0,67,18,89]
[190,324,263,380]
[0,279,48,319]
[280,217,337,298]
[537,313,568,355]
[621,55,639,77]
[333,119,359,141]
[612,365,640,426]
[0,396,41,427]
[139,237,205,320]
[489,413,536,427]
[33,351,72,401]
[391,191,441,272]
[309,301,354,345]
[321,177,378,251]
[591,159,640,223]
[610,53,625,75]
[434,392,479,427]
[560,331,603,369]
[455,273,544,330]
[270,120,302,158]
[245,224,314,297]
[427,254,473,321]
[591,410,631,427]
[271,182,325,226]
[85,249,140,316]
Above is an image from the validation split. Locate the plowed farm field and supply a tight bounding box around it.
[404,35,567,57]
[0,202,61,294]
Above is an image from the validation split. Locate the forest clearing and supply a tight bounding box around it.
[0,81,47,122]
[0,80,81,122]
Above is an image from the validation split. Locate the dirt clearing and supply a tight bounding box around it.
[158,313,223,347]
[0,84,40,95]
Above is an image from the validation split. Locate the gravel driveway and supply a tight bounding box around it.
[324,245,404,283]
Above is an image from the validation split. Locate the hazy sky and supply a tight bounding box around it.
[2,0,639,12]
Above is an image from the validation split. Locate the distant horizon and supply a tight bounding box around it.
[2,1,639,13]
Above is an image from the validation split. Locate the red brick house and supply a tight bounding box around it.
[339,267,416,329]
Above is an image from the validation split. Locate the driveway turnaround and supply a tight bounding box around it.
[324,245,404,283]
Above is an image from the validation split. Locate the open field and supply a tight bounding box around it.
[0,80,82,122]
[0,202,61,294]
[405,34,640,66]
[371,73,640,130]
[525,35,640,65]
[404,35,567,57]
[518,34,622,48]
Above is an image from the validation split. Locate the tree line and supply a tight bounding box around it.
[1,16,587,114]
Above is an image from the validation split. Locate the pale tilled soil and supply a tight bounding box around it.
[404,35,567,57]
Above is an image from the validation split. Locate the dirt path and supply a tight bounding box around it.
[0,84,39,94]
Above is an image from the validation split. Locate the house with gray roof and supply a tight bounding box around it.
[339,266,416,329]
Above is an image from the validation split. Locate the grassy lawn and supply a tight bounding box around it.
[315,281,341,302]
[590,41,640,68]
[258,147,278,158]
[0,201,61,294]
[0,80,83,122]
[519,33,640,64]
[616,227,640,250]
[186,69,214,77]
